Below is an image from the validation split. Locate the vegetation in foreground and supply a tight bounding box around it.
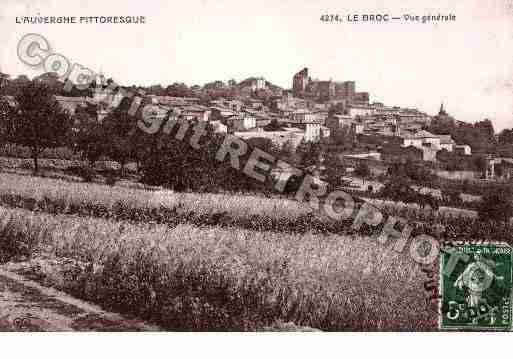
[0,171,310,221]
[0,205,435,331]
[0,172,512,244]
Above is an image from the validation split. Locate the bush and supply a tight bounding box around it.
[66,165,96,182]
[441,187,461,205]
[105,171,118,186]
[0,143,78,160]
[387,160,434,184]
[0,215,39,263]
[478,187,513,223]
[354,161,370,179]
[379,177,416,203]
[139,127,271,194]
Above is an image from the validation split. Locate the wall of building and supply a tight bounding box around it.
[235,130,305,148]
[435,170,478,181]
[348,106,374,118]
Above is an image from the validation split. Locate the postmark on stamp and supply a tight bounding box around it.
[440,243,512,330]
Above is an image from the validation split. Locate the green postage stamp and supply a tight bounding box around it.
[440,243,512,330]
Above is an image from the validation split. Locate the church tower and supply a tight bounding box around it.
[438,101,447,116]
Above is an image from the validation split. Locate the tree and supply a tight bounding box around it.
[276,140,300,167]
[166,82,192,97]
[33,72,64,95]
[473,155,487,175]
[71,109,106,167]
[379,176,416,203]
[2,75,31,96]
[140,123,264,193]
[263,119,283,132]
[495,162,504,179]
[416,192,439,211]
[474,119,495,141]
[296,140,322,175]
[428,117,455,135]
[382,143,422,164]
[322,151,347,190]
[0,72,10,92]
[387,159,433,184]
[478,186,513,223]
[354,161,370,184]
[0,97,12,147]
[429,117,498,154]
[330,126,355,150]
[498,128,513,145]
[1,71,11,143]
[246,137,279,158]
[441,187,461,205]
[7,81,71,173]
[101,97,139,176]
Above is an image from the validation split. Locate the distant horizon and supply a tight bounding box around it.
[0,67,502,130]
[1,0,512,131]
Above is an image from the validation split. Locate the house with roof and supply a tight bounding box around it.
[150,96,200,107]
[180,105,211,122]
[290,109,320,124]
[400,129,443,149]
[235,127,305,148]
[454,144,471,156]
[362,116,399,137]
[210,120,228,134]
[347,104,375,118]
[245,110,272,128]
[399,129,440,161]
[210,106,235,122]
[326,114,364,135]
[398,128,469,161]
[285,110,330,142]
[225,100,243,112]
[225,113,257,131]
[244,98,264,110]
[438,135,455,152]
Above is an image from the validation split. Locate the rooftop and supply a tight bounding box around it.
[400,129,437,139]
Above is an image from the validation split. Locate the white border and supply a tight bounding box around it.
[1,332,512,359]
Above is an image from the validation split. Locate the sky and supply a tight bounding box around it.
[1,0,512,131]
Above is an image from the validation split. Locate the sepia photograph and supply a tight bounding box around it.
[0,0,512,349]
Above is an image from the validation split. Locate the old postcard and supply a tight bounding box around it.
[0,0,512,339]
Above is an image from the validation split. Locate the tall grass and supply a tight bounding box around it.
[0,143,79,160]
[0,205,435,330]
[1,172,511,244]
[0,172,311,220]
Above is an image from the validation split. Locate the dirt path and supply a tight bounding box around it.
[0,269,160,331]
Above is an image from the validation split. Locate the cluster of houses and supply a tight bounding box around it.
[51,83,475,164]
[52,81,336,146]
[2,69,476,167]
[326,102,472,161]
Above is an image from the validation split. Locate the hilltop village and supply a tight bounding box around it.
[1,68,511,180]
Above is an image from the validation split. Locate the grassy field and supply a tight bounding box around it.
[0,171,509,244]
[1,171,506,330]
[0,172,311,221]
[0,204,436,330]
[0,172,471,234]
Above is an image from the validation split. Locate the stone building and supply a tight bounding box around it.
[292,68,310,96]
